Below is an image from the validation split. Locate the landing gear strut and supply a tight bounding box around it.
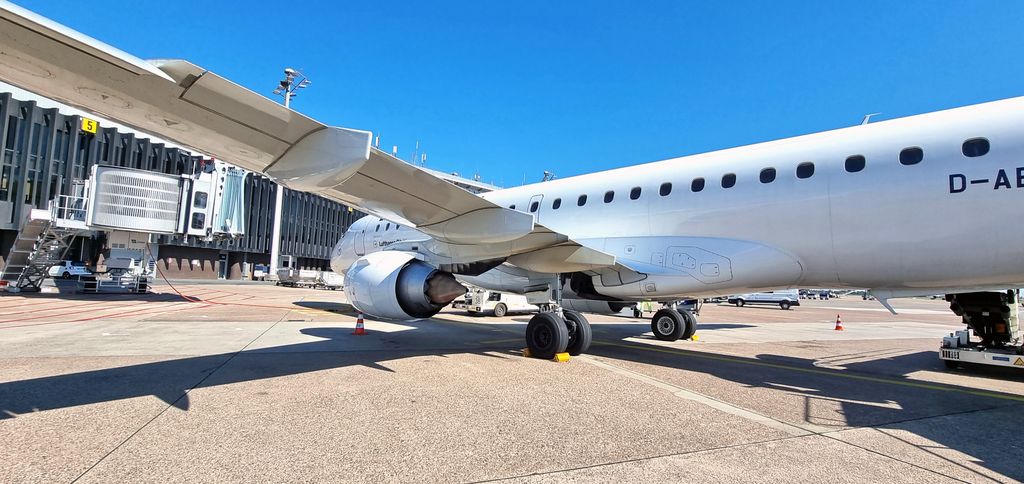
[650,305,697,341]
[523,275,593,359]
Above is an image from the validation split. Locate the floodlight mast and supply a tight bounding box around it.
[269,68,311,275]
[272,68,310,109]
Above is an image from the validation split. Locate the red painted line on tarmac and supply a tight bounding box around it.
[0,298,154,317]
[0,291,234,325]
[0,302,217,329]
[0,288,223,313]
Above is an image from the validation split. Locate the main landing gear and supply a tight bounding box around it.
[525,309,593,359]
[523,275,593,359]
[650,306,697,342]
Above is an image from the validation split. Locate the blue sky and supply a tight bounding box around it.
[13,1,1024,187]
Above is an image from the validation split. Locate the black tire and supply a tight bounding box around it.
[736,299,745,307]
[680,310,697,340]
[651,308,686,341]
[493,303,508,318]
[780,301,791,310]
[562,310,593,356]
[525,312,569,359]
[62,271,71,279]
[943,359,959,369]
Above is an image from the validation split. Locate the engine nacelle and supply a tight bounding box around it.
[343,252,467,320]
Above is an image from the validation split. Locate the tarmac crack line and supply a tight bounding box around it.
[473,430,973,484]
[572,354,1003,484]
[578,354,830,436]
[593,340,1024,403]
[483,354,985,484]
[68,314,289,484]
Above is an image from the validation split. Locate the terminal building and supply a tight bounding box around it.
[0,89,495,280]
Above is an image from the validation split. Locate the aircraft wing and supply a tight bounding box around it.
[0,1,536,245]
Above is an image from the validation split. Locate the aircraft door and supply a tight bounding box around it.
[528,194,544,222]
[354,228,366,256]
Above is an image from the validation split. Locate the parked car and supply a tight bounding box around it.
[727,290,800,310]
[48,260,92,279]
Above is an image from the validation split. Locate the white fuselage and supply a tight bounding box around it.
[333,96,1024,300]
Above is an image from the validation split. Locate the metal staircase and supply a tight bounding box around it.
[0,208,85,292]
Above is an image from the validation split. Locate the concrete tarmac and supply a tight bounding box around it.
[1,284,1022,483]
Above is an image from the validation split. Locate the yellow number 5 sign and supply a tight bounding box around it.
[80,118,98,134]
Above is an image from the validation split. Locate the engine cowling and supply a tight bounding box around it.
[343,252,467,320]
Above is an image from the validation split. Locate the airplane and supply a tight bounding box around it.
[3,2,1023,360]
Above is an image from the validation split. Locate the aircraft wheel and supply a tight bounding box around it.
[525,312,569,359]
[493,303,508,318]
[651,308,686,341]
[680,310,697,340]
[562,310,593,356]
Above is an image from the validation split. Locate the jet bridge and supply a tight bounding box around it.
[0,162,247,292]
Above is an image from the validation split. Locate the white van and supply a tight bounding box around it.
[727,290,800,310]
[467,290,538,317]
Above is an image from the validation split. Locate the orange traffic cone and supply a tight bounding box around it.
[353,313,367,335]
[834,314,844,331]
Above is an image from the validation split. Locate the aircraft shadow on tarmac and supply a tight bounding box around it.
[1,320,1022,480]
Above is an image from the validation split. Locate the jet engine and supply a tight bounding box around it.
[343,251,467,320]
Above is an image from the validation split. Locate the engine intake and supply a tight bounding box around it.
[344,252,466,320]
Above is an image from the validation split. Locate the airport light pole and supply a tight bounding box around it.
[269,68,311,274]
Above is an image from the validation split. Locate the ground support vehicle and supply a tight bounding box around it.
[466,290,538,317]
[941,291,1024,370]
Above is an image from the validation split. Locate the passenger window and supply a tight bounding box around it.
[900,147,923,165]
[630,187,641,200]
[552,198,561,209]
[529,201,539,213]
[385,223,391,231]
[845,155,866,173]
[962,138,989,157]
[759,168,776,184]
[691,178,705,192]
[375,223,380,232]
[796,162,814,179]
[659,182,672,196]
[604,190,614,203]
[577,195,587,206]
[721,173,736,188]
[488,292,501,302]
[193,191,208,209]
